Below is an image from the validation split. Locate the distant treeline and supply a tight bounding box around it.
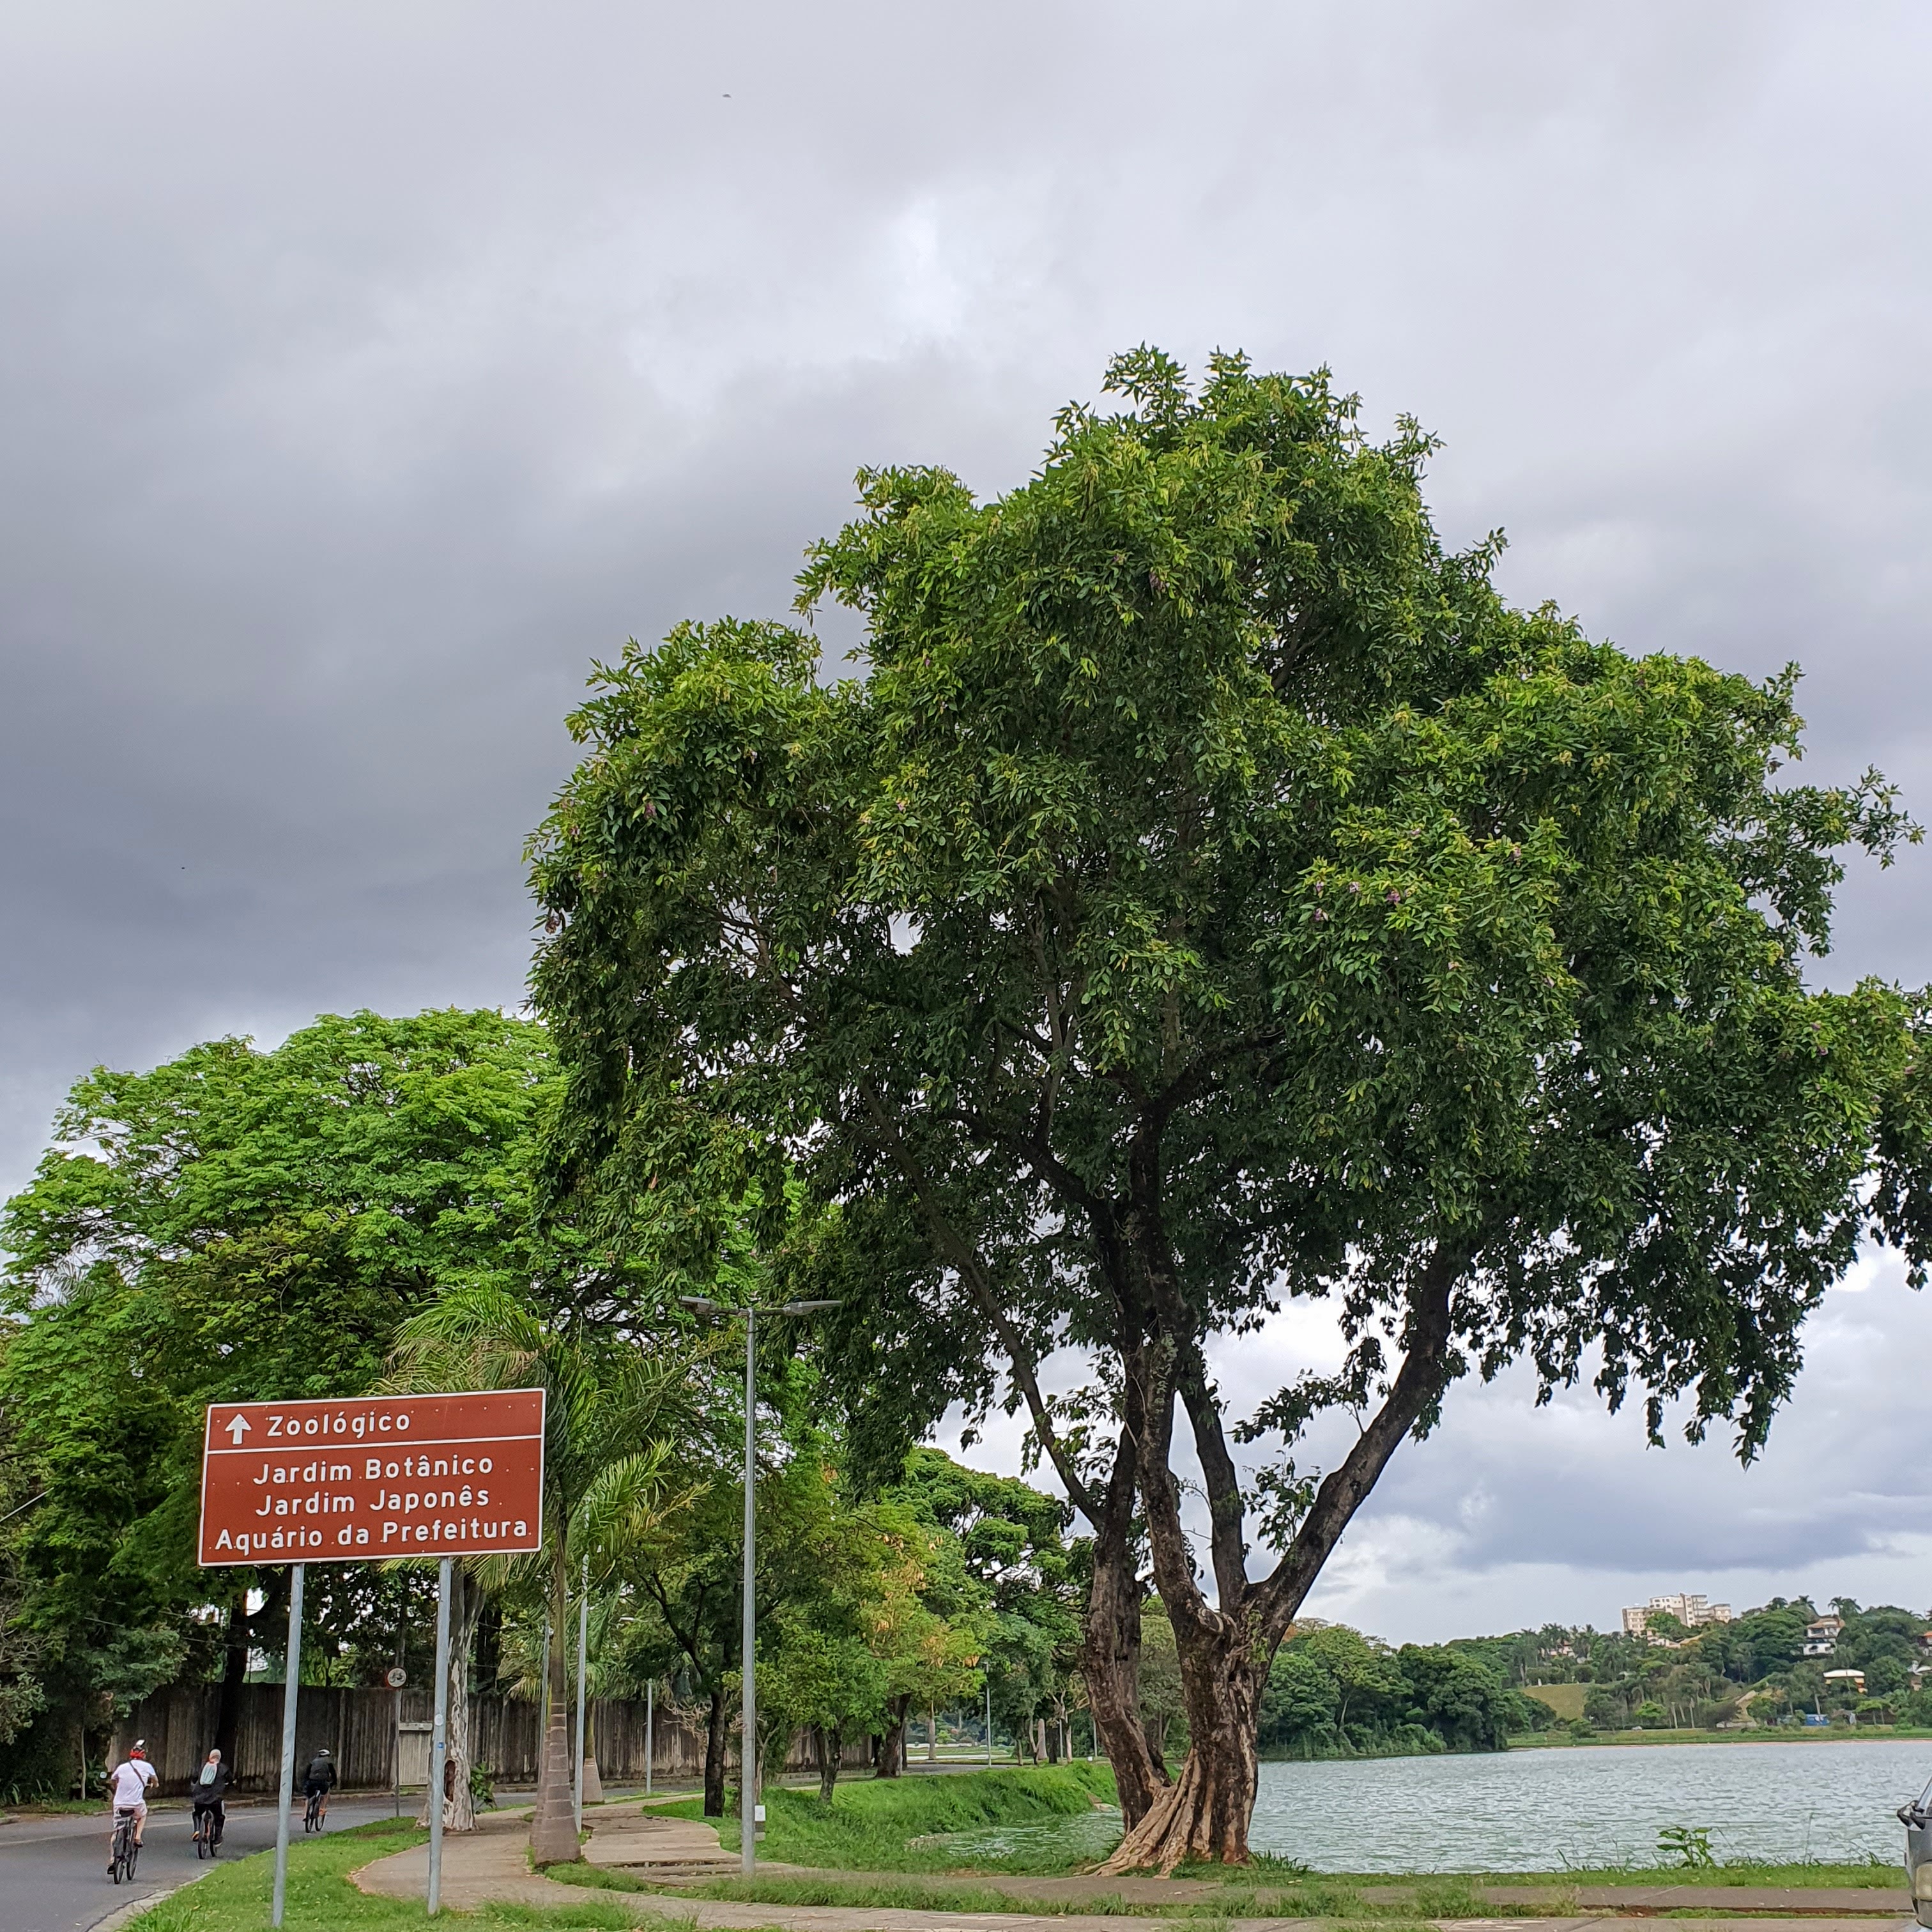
[1255,1623,1545,1759]
[1503,1597,1931,1732]
[1254,1596,1932,1759]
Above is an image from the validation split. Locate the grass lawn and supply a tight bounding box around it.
[573,1869,1554,1920]
[127,1816,686,1931]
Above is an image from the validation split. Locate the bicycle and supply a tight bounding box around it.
[109,1805,141,1883]
[303,1785,326,1833]
[192,1803,221,1859]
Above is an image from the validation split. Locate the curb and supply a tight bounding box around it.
[86,1863,216,1932]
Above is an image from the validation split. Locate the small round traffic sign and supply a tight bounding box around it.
[385,1666,408,1689]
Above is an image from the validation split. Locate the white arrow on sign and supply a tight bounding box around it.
[225,1414,251,1446]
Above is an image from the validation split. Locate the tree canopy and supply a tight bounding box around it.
[528,347,1932,1864]
[0,1009,557,1793]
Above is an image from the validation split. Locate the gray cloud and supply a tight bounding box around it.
[5,0,1931,1634]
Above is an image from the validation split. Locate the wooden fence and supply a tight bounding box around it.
[111,1685,871,1796]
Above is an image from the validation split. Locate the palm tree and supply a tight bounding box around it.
[387,1284,696,1864]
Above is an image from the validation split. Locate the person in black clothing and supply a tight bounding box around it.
[191,1748,229,1850]
[302,1747,337,1825]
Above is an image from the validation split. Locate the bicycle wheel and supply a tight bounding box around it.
[126,1833,140,1880]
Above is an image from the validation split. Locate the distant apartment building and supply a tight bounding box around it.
[1621,1593,1735,1636]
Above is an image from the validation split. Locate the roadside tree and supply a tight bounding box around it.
[0,1009,556,1793]
[528,349,1932,1865]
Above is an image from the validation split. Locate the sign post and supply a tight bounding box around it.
[428,1556,452,1915]
[270,1561,305,1928]
[197,1389,544,1920]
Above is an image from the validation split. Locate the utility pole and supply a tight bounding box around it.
[678,1294,840,1878]
[742,1304,756,1875]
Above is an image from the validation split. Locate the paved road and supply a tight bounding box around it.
[0,1793,402,1932]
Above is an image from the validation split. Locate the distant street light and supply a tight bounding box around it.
[678,1293,840,1874]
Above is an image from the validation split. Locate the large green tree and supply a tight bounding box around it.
[0,1009,558,1790]
[528,349,1932,1865]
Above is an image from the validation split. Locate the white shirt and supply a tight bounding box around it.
[109,1761,157,1807]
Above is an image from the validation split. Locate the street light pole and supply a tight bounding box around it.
[680,1294,840,1879]
[741,1305,756,1878]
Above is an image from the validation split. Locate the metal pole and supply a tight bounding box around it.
[574,1554,588,1834]
[394,1618,404,1818]
[270,1562,305,1929]
[645,1679,654,1797]
[742,1305,756,1878]
[985,1676,993,1768]
[429,1557,452,1916]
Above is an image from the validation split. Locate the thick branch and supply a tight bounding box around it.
[1133,1338,1220,1640]
[1127,1124,1249,1613]
[1173,1347,1250,1614]
[1252,1239,1469,1652]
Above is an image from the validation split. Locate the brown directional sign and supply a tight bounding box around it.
[198,1390,545,1567]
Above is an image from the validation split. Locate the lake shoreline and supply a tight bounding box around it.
[1510,1726,1932,1751]
[1259,1725,1932,1765]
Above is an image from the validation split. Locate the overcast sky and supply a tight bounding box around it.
[4,2,1930,1642]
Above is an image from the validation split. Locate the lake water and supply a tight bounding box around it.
[1248,1739,1932,1872]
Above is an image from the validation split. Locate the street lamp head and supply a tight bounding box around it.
[677,1296,720,1315]
[779,1300,842,1315]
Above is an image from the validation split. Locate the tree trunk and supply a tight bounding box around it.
[702,1683,728,1818]
[1082,1533,1166,1827]
[213,1605,249,1767]
[1099,1620,1259,1874]
[816,1723,840,1801]
[418,1569,484,1833]
[528,1552,580,1864]
[875,1694,912,1777]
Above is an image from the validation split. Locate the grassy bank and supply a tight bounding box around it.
[655,1761,1121,1873]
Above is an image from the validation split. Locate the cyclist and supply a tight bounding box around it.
[301,1745,337,1827]
[191,1746,230,1851]
[105,1740,157,1871]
